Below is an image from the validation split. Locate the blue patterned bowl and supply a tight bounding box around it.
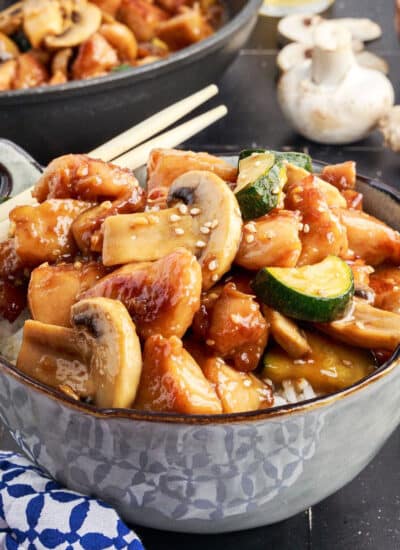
[0,140,399,533]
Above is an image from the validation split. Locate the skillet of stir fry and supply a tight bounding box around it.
[2,148,400,413]
[0,0,224,90]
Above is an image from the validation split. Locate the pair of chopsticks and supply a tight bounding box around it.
[0,84,226,224]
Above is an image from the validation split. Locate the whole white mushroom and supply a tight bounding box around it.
[277,21,395,144]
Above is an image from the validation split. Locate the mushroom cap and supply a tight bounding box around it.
[379,105,400,153]
[168,170,243,290]
[356,51,389,75]
[71,297,142,408]
[45,2,102,49]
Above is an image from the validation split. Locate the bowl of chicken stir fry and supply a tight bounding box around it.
[0,0,262,162]
[0,142,399,532]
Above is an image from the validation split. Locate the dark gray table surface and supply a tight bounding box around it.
[2,1,400,548]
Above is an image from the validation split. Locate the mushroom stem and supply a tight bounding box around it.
[312,22,355,86]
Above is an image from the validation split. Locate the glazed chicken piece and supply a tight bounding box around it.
[339,209,400,266]
[91,0,123,16]
[347,259,375,302]
[33,154,139,202]
[10,199,90,266]
[147,148,237,197]
[72,33,119,80]
[80,248,201,339]
[117,0,168,42]
[285,175,348,266]
[135,334,222,414]
[341,189,363,210]
[28,261,108,327]
[0,59,17,91]
[12,51,48,89]
[203,357,273,413]
[369,265,400,314]
[0,238,25,280]
[235,210,302,271]
[320,161,356,191]
[72,185,145,254]
[0,278,27,323]
[157,7,213,50]
[192,283,268,372]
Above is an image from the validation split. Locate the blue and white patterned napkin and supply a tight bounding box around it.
[0,451,144,550]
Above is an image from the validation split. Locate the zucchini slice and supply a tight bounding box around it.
[239,149,312,172]
[262,330,375,393]
[235,153,287,221]
[252,256,354,323]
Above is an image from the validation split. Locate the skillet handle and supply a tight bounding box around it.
[0,139,43,201]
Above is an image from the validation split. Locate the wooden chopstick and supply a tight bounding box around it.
[113,105,227,169]
[0,103,227,237]
[0,85,224,224]
[90,84,219,162]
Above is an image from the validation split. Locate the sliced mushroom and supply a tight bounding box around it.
[168,170,243,289]
[51,47,73,79]
[318,298,400,352]
[263,306,311,359]
[23,0,64,48]
[17,297,142,408]
[102,205,197,265]
[99,21,138,61]
[45,2,102,49]
[0,32,19,60]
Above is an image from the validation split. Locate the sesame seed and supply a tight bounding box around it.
[169,214,181,222]
[211,273,219,282]
[303,223,310,233]
[200,226,210,235]
[148,215,160,224]
[178,204,188,215]
[245,223,256,233]
[243,379,252,387]
[204,221,213,228]
[208,259,218,271]
[174,227,185,235]
[196,240,207,248]
[211,219,219,229]
[355,321,365,330]
[206,339,215,346]
[245,234,255,244]
[190,207,201,216]
[342,359,352,366]
[74,261,82,270]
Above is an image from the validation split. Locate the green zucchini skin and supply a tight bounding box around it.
[235,162,286,221]
[239,149,313,172]
[251,258,354,323]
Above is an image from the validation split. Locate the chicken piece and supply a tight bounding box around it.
[147,148,237,196]
[320,161,356,191]
[91,0,122,16]
[137,37,169,59]
[193,283,268,372]
[339,209,400,266]
[157,7,213,50]
[341,189,363,210]
[135,334,222,414]
[370,265,400,314]
[72,33,119,80]
[33,154,139,203]
[0,278,27,323]
[80,248,201,339]
[72,186,145,254]
[12,52,48,89]
[0,59,17,91]
[203,357,273,413]
[235,210,302,270]
[99,22,138,61]
[0,239,25,280]
[285,176,348,266]
[28,261,108,327]
[155,0,187,13]
[10,199,90,266]
[117,0,168,42]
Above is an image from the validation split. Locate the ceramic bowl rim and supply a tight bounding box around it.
[1,159,400,424]
[0,0,263,105]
